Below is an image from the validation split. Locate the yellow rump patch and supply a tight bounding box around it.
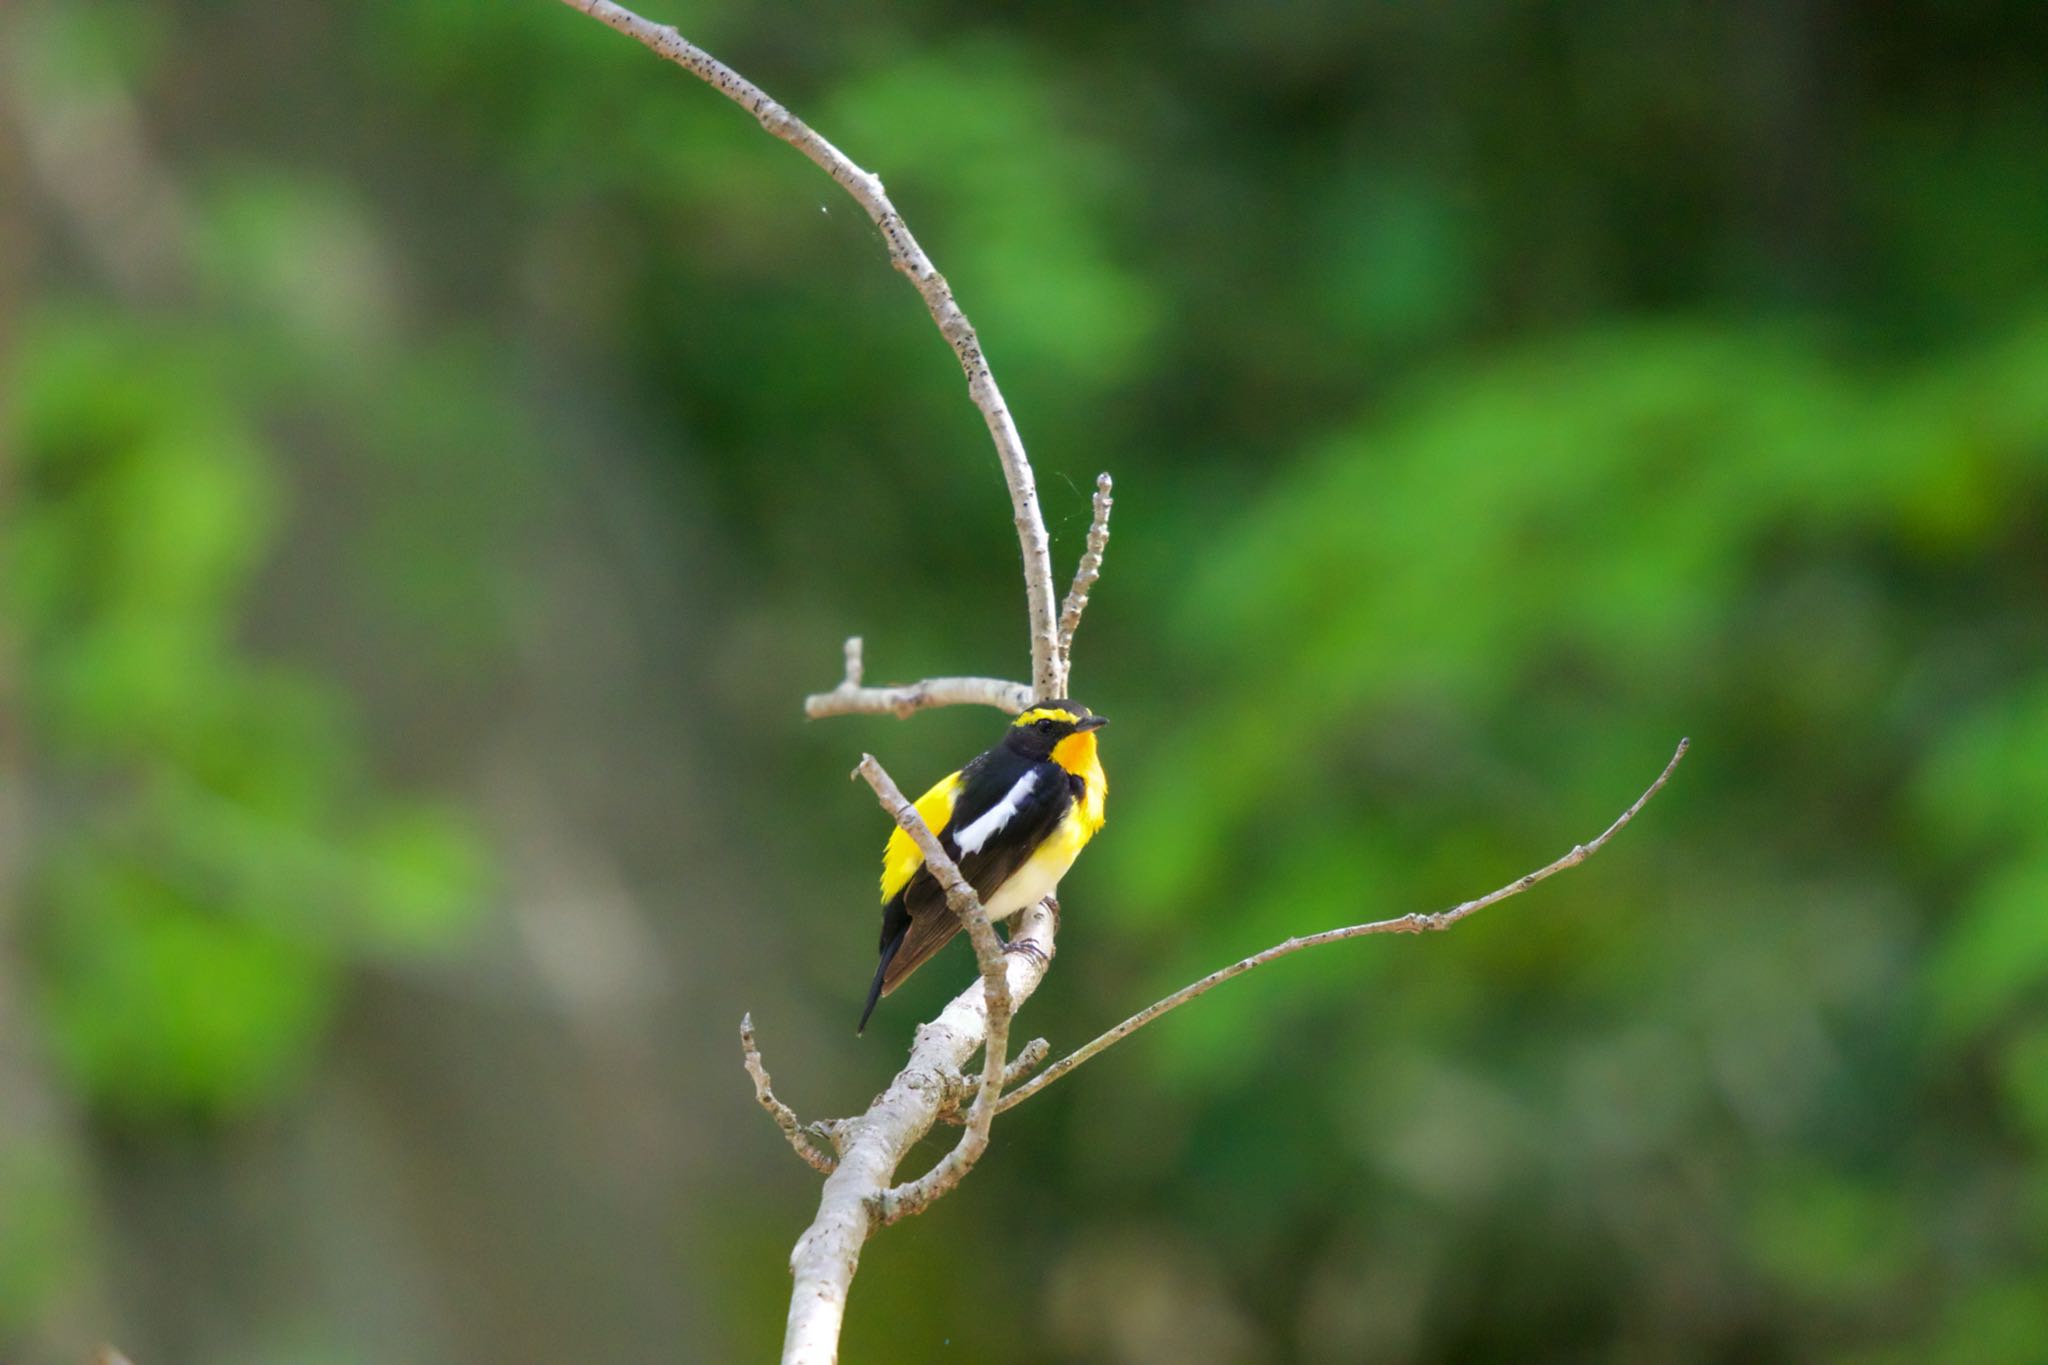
[880,770,962,901]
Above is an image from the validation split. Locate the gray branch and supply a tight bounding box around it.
[740,1013,839,1174]
[1054,472,1114,692]
[781,900,1056,1364]
[803,637,1033,720]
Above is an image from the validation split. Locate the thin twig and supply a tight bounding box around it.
[996,738,1690,1113]
[994,1035,1051,1086]
[740,1013,838,1175]
[1054,472,1114,690]
[555,0,1061,698]
[938,1037,1050,1125]
[804,639,1033,719]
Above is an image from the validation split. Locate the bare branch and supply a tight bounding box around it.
[996,738,1691,1113]
[740,1013,838,1175]
[938,1036,1050,1125]
[782,899,1057,1364]
[559,16,1689,1365]
[1054,472,1114,690]
[556,0,1061,698]
[805,678,1036,720]
[804,639,1033,719]
[994,1035,1051,1087]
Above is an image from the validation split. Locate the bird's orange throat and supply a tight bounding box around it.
[1051,729,1098,776]
[1051,729,1108,836]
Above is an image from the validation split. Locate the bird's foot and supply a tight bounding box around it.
[1004,937,1050,968]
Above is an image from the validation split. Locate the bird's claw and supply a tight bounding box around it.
[1004,938,1049,968]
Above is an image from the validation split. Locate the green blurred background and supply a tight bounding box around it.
[4,0,2047,1360]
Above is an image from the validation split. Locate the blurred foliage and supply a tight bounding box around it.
[7,0,2048,1362]
[9,301,494,1124]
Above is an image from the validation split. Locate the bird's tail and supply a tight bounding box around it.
[858,924,907,1035]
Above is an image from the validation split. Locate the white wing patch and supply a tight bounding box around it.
[953,770,1039,855]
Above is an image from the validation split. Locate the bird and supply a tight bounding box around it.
[860,700,1109,1033]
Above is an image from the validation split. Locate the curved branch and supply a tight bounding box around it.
[996,738,1690,1113]
[555,0,1061,698]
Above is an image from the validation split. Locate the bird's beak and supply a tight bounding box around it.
[1076,715,1109,731]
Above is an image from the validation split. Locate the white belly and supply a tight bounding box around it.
[982,816,1088,920]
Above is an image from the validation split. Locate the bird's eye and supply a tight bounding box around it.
[1036,718,1056,733]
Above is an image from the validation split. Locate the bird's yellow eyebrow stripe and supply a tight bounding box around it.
[1013,707,1079,727]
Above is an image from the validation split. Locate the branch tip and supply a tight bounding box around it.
[1054,469,1116,690]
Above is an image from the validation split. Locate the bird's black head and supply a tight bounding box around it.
[1003,700,1109,761]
